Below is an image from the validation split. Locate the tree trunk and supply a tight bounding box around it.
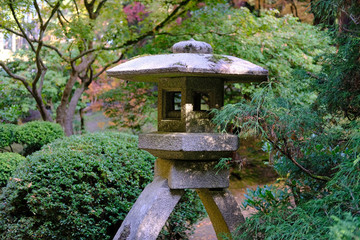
[56,71,79,135]
[33,91,53,122]
[80,107,85,133]
[56,81,88,136]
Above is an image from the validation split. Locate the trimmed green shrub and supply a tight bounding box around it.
[16,121,64,155]
[0,124,17,150]
[0,132,204,239]
[0,152,25,187]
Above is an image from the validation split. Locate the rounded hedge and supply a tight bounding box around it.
[0,152,25,187]
[0,132,204,239]
[16,121,64,155]
[0,124,17,149]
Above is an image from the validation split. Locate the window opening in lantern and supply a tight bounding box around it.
[193,92,210,111]
[165,91,181,119]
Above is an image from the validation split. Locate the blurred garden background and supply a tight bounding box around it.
[0,0,359,239]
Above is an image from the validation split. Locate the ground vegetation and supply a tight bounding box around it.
[0,132,205,239]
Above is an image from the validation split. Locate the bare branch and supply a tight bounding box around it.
[0,24,67,61]
[103,0,192,51]
[43,1,61,30]
[0,61,32,93]
[8,2,36,52]
[72,0,80,17]
[84,0,95,19]
[38,67,47,95]
[94,51,124,79]
[70,48,98,63]
[33,41,45,90]
[0,24,24,38]
[153,0,191,33]
[57,9,70,24]
[33,0,44,28]
[42,43,68,61]
[94,0,107,18]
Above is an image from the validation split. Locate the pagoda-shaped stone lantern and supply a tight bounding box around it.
[107,39,268,240]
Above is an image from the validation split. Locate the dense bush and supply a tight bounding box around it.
[0,124,17,151]
[0,132,204,239]
[0,152,25,187]
[16,121,64,155]
[234,154,360,239]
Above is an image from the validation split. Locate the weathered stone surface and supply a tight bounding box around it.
[172,39,213,54]
[139,132,238,160]
[157,77,224,132]
[139,132,238,151]
[196,189,245,240]
[113,177,184,240]
[107,53,268,83]
[154,158,229,189]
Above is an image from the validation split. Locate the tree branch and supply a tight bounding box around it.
[0,61,32,93]
[43,1,61,30]
[33,0,44,28]
[266,137,331,182]
[8,2,36,52]
[94,51,124,79]
[94,0,107,18]
[0,24,68,61]
[71,0,192,61]
[72,0,80,17]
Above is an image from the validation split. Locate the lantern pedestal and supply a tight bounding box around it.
[113,176,244,240]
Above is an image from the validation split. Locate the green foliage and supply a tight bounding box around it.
[0,132,204,239]
[330,213,360,240]
[242,185,290,214]
[316,29,360,120]
[0,49,69,123]
[209,3,359,240]
[16,121,64,155]
[234,154,360,240]
[160,189,206,239]
[0,152,25,187]
[0,124,17,150]
[139,5,332,103]
[99,80,157,133]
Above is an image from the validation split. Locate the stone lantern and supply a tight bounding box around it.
[107,39,268,240]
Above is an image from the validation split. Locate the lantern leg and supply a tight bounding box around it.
[196,188,245,240]
[113,176,184,240]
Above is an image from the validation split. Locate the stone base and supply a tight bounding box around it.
[113,177,245,240]
[196,188,245,239]
[139,132,238,160]
[113,177,184,240]
[155,158,229,189]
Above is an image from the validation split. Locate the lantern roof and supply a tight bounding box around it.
[107,39,268,83]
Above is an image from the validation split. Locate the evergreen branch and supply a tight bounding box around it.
[266,137,331,182]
